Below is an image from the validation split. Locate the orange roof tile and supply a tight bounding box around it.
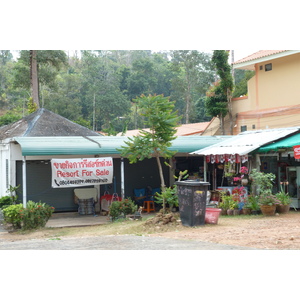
[117,122,210,136]
[233,50,286,64]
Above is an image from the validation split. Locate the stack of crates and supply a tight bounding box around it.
[78,198,95,215]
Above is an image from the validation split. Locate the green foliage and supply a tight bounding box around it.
[250,169,276,196]
[170,50,215,123]
[2,204,23,229]
[258,194,279,206]
[21,201,55,230]
[2,201,55,230]
[218,192,232,210]
[275,190,292,205]
[174,170,189,181]
[120,94,180,163]
[205,50,234,134]
[232,70,255,98]
[246,195,260,211]
[0,113,22,126]
[2,50,216,131]
[119,94,181,214]
[7,184,20,204]
[109,199,137,221]
[27,97,38,113]
[154,186,178,210]
[0,196,14,209]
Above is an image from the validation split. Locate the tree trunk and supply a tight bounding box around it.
[220,115,225,135]
[155,154,166,213]
[30,50,40,109]
[185,73,191,124]
[227,88,234,134]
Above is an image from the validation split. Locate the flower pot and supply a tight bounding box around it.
[233,209,239,215]
[251,210,260,215]
[205,208,222,224]
[241,178,248,186]
[260,205,276,216]
[227,209,234,215]
[221,208,227,215]
[276,204,290,214]
[242,208,252,215]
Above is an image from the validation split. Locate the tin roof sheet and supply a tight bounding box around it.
[191,127,300,156]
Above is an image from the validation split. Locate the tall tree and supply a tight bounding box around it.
[170,51,214,123]
[14,50,68,110]
[119,94,181,213]
[205,50,234,134]
[80,51,130,131]
[30,50,39,109]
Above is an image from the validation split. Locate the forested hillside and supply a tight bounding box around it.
[0,50,249,133]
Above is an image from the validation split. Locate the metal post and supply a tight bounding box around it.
[120,157,125,199]
[22,156,27,208]
[204,158,207,182]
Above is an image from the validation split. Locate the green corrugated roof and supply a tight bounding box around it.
[258,132,300,153]
[14,135,232,156]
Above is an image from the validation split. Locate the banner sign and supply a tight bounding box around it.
[51,157,113,188]
[293,145,300,159]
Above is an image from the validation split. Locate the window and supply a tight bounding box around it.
[252,124,256,129]
[265,63,272,71]
[241,125,247,132]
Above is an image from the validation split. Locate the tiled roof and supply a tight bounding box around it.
[233,50,286,64]
[0,108,101,139]
[117,122,210,136]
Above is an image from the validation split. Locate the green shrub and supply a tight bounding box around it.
[0,196,13,209]
[2,204,23,229]
[155,186,178,210]
[3,201,55,230]
[109,198,137,221]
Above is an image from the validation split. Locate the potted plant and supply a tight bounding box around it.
[250,169,277,216]
[240,166,249,186]
[258,193,279,216]
[242,201,252,215]
[275,185,292,213]
[218,192,231,215]
[229,198,240,215]
[247,195,260,215]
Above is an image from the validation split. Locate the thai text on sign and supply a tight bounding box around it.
[51,157,113,188]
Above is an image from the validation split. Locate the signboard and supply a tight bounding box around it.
[293,145,300,159]
[51,157,113,188]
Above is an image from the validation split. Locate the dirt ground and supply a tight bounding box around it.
[149,211,300,250]
[1,211,300,250]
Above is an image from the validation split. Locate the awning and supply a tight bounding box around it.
[191,127,300,156]
[257,132,300,153]
[13,135,232,156]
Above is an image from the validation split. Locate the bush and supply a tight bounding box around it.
[155,186,178,210]
[3,201,55,230]
[0,196,14,209]
[109,198,137,221]
[2,204,23,229]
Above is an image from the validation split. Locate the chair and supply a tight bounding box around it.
[133,188,146,207]
[143,200,155,213]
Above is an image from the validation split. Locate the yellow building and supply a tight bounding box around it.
[202,50,300,135]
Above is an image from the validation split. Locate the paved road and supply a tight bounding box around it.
[0,234,256,250]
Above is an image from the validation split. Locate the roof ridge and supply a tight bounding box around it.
[23,108,44,136]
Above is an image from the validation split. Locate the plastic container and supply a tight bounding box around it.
[175,180,210,226]
[205,208,222,224]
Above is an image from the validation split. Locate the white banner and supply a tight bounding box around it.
[51,157,113,188]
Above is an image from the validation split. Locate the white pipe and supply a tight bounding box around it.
[22,156,27,208]
[120,157,125,199]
